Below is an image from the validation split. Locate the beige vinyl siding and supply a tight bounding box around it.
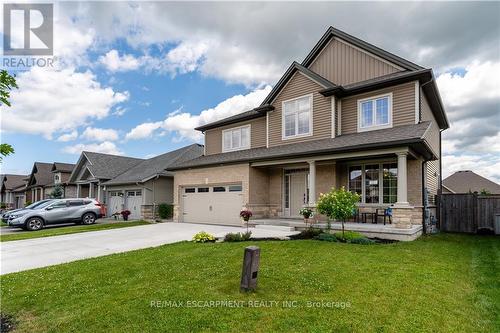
[268,72,332,147]
[425,160,439,204]
[204,117,267,155]
[421,92,440,156]
[310,38,401,85]
[340,82,416,135]
[421,90,440,204]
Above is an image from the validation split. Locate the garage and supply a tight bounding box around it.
[125,190,142,219]
[182,184,243,225]
[108,191,124,216]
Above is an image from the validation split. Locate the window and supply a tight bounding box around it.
[127,191,135,197]
[197,187,209,193]
[383,163,398,204]
[185,188,195,193]
[358,94,392,131]
[365,165,380,203]
[135,191,142,196]
[282,95,312,139]
[348,162,398,204]
[54,174,60,183]
[49,201,67,209]
[213,186,226,192]
[68,200,84,206]
[228,185,242,192]
[222,125,250,152]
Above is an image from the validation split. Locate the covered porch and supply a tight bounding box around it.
[76,181,104,201]
[247,147,423,230]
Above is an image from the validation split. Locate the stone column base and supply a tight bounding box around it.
[392,206,415,229]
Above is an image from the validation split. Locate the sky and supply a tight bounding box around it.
[0,1,499,182]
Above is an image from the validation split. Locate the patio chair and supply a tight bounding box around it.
[375,207,393,225]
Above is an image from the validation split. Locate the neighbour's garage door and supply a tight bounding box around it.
[126,190,142,219]
[108,191,123,216]
[182,184,243,225]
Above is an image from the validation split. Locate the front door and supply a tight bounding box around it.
[285,171,308,217]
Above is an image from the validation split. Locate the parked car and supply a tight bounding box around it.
[7,198,105,231]
[1,199,55,223]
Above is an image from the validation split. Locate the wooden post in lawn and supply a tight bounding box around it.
[240,246,260,291]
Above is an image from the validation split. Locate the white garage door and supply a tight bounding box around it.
[108,191,123,216]
[126,190,142,219]
[182,184,243,225]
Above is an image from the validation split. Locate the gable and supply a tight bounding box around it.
[309,38,402,86]
[268,71,332,147]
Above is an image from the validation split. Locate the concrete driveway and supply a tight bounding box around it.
[1,222,297,275]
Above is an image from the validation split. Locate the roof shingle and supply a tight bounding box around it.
[103,144,204,185]
[169,122,431,170]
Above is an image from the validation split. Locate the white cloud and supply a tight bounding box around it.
[62,141,123,155]
[81,127,119,142]
[125,121,163,140]
[57,130,78,142]
[99,50,141,72]
[163,40,209,75]
[125,85,272,141]
[437,61,500,111]
[1,67,129,139]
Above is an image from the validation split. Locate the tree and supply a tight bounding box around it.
[316,186,360,239]
[50,184,64,199]
[0,70,18,162]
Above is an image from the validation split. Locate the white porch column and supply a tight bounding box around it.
[395,152,409,206]
[97,185,102,202]
[41,187,44,199]
[89,182,94,198]
[76,184,80,198]
[308,160,316,205]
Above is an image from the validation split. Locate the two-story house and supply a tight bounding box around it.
[168,27,449,232]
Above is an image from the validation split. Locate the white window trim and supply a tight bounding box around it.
[281,94,313,140]
[222,124,251,152]
[357,92,393,132]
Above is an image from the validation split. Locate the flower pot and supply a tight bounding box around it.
[123,216,129,221]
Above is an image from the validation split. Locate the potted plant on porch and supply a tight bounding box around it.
[316,186,360,239]
[121,210,131,221]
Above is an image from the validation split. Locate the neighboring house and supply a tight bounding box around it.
[43,163,77,198]
[1,174,28,209]
[442,170,500,194]
[25,162,55,203]
[168,26,449,229]
[102,144,204,219]
[68,152,144,208]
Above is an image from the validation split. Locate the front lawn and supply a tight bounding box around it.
[0,221,151,242]
[1,234,498,332]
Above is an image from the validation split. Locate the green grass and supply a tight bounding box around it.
[1,234,499,332]
[0,221,151,242]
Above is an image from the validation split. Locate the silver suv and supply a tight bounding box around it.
[7,198,105,231]
[1,199,54,223]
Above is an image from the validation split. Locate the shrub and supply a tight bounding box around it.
[350,237,375,245]
[317,186,360,238]
[289,228,322,240]
[314,233,338,242]
[193,231,215,243]
[158,203,173,219]
[334,231,364,241]
[224,231,252,242]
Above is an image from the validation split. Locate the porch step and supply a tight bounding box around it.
[254,224,296,232]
